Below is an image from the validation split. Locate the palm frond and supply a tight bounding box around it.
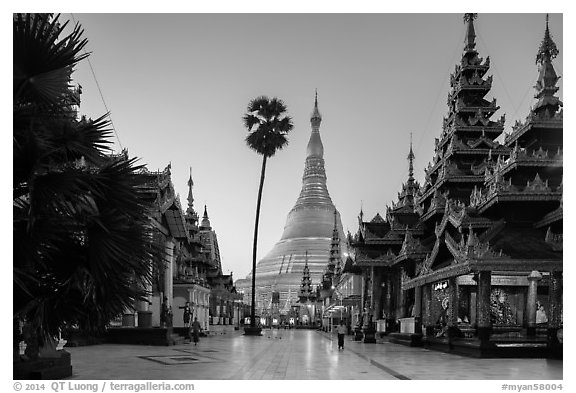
[14,13,89,109]
[243,96,293,158]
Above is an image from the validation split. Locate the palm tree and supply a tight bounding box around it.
[242,96,293,334]
[13,13,159,367]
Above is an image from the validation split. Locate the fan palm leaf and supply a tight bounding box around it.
[14,13,89,109]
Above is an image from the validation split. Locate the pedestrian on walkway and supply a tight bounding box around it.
[160,297,169,328]
[179,302,192,328]
[337,321,346,350]
[191,317,201,346]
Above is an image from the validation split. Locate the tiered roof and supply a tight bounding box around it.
[349,14,562,295]
[353,138,425,270]
[403,14,563,289]
[418,13,508,216]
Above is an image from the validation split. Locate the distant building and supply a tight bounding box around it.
[127,166,243,333]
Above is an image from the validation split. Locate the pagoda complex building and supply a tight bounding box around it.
[115,165,242,338]
[350,14,562,357]
[236,94,346,316]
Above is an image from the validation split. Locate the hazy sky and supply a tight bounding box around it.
[63,13,563,280]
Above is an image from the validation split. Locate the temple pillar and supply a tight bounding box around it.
[526,270,542,337]
[447,277,459,343]
[547,271,562,353]
[476,271,491,343]
[423,284,434,336]
[398,269,407,319]
[363,266,376,343]
[384,272,393,329]
[414,285,422,334]
[470,291,477,326]
[163,238,175,307]
[372,268,383,323]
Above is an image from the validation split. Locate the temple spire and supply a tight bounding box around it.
[533,14,561,113]
[408,132,415,180]
[463,13,478,51]
[187,167,194,210]
[310,89,322,127]
[200,204,211,229]
[537,14,559,64]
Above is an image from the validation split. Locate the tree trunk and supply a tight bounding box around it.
[251,155,267,328]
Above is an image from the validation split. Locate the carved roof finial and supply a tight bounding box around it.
[463,13,478,51]
[408,132,415,180]
[187,167,194,205]
[537,13,559,64]
[533,14,561,112]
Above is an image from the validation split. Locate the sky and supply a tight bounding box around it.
[55,12,564,281]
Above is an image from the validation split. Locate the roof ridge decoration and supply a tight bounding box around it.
[545,226,563,251]
[401,268,410,286]
[458,225,508,260]
[416,249,434,276]
[525,172,550,193]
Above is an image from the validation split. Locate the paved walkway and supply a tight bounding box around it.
[65,329,562,380]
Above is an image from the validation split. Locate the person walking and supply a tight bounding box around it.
[337,321,346,350]
[191,317,201,346]
[179,302,192,328]
[160,297,169,328]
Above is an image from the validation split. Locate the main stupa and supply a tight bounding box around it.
[236,93,345,312]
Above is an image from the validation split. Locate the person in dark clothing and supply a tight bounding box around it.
[336,321,346,350]
[191,317,201,346]
[160,297,169,328]
[179,302,192,328]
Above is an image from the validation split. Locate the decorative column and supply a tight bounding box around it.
[373,268,383,325]
[205,293,210,332]
[526,270,542,337]
[163,238,175,307]
[447,277,459,344]
[384,273,393,324]
[363,266,376,343]
[423,284,434,336]
[414,285,422,334]
[547,271,562,353]
[476,271,492,344]
[398,269,407,320]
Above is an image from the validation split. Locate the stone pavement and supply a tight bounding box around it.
[65,329,562,380]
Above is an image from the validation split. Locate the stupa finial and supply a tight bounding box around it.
[311,89,322,124]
